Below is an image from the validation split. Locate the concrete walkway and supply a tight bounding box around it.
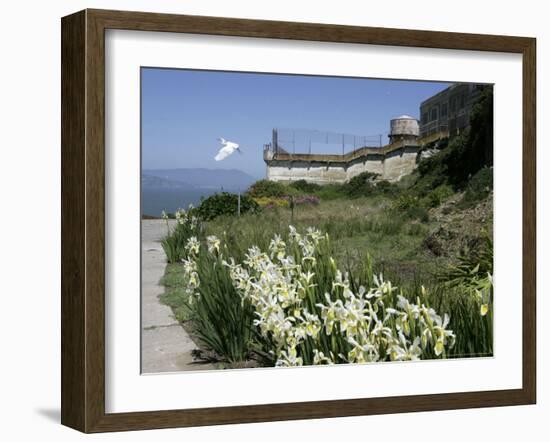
[141,219,214,373]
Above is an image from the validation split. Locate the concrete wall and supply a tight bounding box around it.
[265,145,418,183]
[346,156,384,179]
[266,161,348,184]
[382,147,418,181]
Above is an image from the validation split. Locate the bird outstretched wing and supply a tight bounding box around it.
[214,138,240,161]
[215,145,233,161]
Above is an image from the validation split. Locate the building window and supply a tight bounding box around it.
[450,97,456,112]
[430,107,438,121]
[441,103,448,117]
[422,112,428,125]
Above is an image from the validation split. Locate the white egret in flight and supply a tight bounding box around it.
[215,138,242,161]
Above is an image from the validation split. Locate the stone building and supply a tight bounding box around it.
[419,83,489,138]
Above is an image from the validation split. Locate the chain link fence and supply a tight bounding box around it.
[270,128,385,155]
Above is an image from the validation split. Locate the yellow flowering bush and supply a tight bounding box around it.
[253,196,290,208]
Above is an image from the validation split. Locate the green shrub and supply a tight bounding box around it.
[390,194,429,222]
[375,180,399,196]
[414,149,452,195]
[447,88,493,186]
[469,167,493,193]
[247,179,287,198]
[289,179,322,193]
[161,215,203,263]
[343,172,379,198]
[459,167,493,208]
[197,192,259,221]
[404,205,430,222]
[423,184,455,208]
[392,193,420,211]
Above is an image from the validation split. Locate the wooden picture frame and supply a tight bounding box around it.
[61,8,536,433]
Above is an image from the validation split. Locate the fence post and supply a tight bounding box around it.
[272,128,278,154]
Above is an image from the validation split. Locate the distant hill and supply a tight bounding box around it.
[143,168,256,191]
[141,174,195,189]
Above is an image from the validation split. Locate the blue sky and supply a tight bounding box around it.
[141,68,450,178]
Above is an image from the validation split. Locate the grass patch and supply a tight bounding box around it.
[198,194,456,294]
[159,264,193,323]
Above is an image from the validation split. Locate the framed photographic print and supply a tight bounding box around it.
[61,9,536,433]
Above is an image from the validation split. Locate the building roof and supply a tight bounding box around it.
[392,114,417,120]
